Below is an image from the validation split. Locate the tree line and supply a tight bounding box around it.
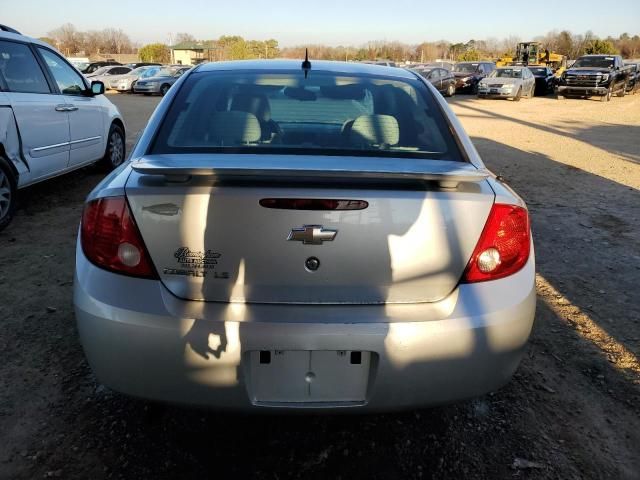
[40,24,639,62]
[40,23,136,56]
[280,32,639,62]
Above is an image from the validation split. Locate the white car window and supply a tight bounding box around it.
[38,47,86,95]
[0,40,50,94]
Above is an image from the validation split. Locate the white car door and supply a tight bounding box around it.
[0,39,70,184]
[37,47,105,168]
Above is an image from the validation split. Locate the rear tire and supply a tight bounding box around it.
[0,159,17,232]
[616,83,626,97]
[160,84,170,96]
[100,123,126,171]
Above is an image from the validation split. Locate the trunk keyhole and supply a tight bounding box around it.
[305,257,320,271]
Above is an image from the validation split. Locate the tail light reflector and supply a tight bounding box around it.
[81,196,158,279]
[462,204,531,283]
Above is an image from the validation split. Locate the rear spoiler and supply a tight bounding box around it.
[131,155,489,185]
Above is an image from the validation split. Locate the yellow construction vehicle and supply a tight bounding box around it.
[497,42,567,77]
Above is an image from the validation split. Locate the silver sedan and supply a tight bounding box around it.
[108,65,161,92]
[133,66,190,95]
[74,60,535,411]
[477,66,536,100]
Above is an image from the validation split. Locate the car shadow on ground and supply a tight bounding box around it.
[449,98,640,165]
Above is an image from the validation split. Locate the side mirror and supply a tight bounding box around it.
[91,81,105,96]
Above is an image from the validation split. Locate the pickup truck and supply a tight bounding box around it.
[0,25,125,231]
[557,54,630,101]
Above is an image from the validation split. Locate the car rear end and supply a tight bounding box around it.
[74,61,535,411]
[133,79,160,94]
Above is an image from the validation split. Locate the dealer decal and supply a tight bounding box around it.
[163,247,229,279]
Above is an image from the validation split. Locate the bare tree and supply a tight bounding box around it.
[48,23,82,55]
[175,33,196,44]
[500,35,521,56]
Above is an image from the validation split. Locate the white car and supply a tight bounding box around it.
[85,65,132,85]
[109,65,161,92]
[0,25,126,231]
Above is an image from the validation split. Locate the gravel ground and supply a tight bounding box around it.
[0,91,638,480]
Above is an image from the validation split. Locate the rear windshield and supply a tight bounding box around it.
[150,69,464,161]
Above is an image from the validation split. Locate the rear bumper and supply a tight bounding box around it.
[133,84,160,93]
[74,245,536,412]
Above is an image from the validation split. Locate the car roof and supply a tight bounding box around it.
[194,60,416,79]
[0,28,59,50]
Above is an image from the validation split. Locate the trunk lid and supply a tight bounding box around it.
[125,155,495,304]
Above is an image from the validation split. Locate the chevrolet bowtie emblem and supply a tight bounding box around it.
[287,225,338,245]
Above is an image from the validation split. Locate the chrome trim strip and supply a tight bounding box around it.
[69,136,101,145]
[31,141,70,152]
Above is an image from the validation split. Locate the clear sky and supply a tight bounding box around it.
[3,0,639,46]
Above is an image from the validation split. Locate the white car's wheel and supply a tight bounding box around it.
[0,160,17,232]
[101,124,126,170]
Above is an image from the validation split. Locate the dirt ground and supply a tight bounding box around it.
[0,91,638,480]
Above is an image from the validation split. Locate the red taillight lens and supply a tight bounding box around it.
[81,196,158,279]
[462,204,531,283]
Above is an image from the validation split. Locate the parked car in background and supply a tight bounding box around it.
[110,65,162,92]
[75,60,535,412]
[412,66,456,96]
[453,61,496,93]
[528,66,555,95]
[624,62,639,94]
[477,66,536,101]
[0,26,125,231]
[72,61,90,72]
[67,57,90,72]
[362,60,397,67]
[85,65,132,84]
[557,54,629,101]
[425,61,455,71]
[125,62,162,69]
[133,66,190,95]
[81,60,121,74]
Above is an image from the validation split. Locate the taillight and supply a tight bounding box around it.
[81,196,158,279]
[462,204,531,283]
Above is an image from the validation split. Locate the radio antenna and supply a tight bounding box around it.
[301,48,311,79]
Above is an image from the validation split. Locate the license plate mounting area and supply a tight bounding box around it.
[247,350,372,405]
